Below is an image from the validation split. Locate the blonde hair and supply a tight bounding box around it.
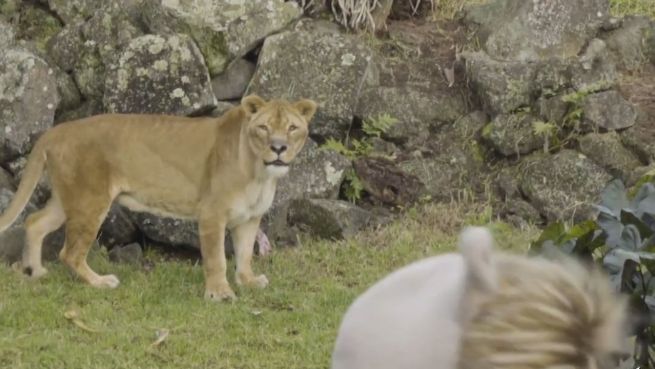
[458,253,629,369]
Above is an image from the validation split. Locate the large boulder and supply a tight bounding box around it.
[464,0,609,61]
[142,0,301,76]
[103,33,216,115]
[519,149,612,222]
[247,20,374,140]
[0,48,59,164]
[465,51,537,115]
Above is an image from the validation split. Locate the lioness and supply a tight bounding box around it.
[0,95,317,301]
[331,227,629,369]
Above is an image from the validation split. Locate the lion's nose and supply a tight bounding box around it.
[270,142,287,154]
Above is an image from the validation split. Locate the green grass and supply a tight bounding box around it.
[0,203,537,369]
[610,0,655,18]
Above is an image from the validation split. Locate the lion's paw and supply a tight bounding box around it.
[90,274,120,289]
[205,286,237,302]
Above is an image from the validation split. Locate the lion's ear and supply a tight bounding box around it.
[241,94,266,115]
[294,99,318,123]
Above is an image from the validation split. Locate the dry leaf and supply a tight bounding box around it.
[64,309,99,333]
[150,329,170,348]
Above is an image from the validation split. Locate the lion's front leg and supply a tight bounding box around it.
[233,217,269,289]
[198,217,236,301]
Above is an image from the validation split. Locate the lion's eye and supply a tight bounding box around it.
[257,125,269,132]
[288,125,298,132]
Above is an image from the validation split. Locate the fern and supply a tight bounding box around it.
[343,169,364,203]
[362,113,398,138]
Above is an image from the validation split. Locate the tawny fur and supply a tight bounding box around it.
[0,95,317,301]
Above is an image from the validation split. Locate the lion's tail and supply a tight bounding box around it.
[0,138,48,232]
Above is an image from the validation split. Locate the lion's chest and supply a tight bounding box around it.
[227,180,277,228]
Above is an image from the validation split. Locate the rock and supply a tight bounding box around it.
[519,149,612,222]
[103,33,216,115]
[465,51,537,115]
[0,226,24,265]
[130,213,200,249]
[482,113,544,156]
[496,198,544,228]
[0,19,16,49]
[46,22,84,72]
[0,48,59,164]
[399,112,490,202]
[0,187,38,226]
[7,156,51,206]
[464,0,609,61]
[81,5,145,64]
[48,0,100,24]
[72,43,105,100]
[604,16,655,72]
[0,167,14,191]
[208,101,237,117]
[355,22,467,146]
[98,203,139,248]
[582,90,637,131]
[211,58,255,101]
[287,198,373,240]
[264,139,350,242]
[578,132,642,181]
[247,20,374,140]
[55,99,103,124]
[54,68,82,113]
[570,55,617,92]
[352,157,426,207]
[533,58,572,96]
[356,86,466,146]
[16,4,62,53]
[536,95,568,123]
[143,0,301,76]
[108,242,143,265]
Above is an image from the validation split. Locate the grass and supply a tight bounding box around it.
[0,202,537,369]
[610,0,655,18]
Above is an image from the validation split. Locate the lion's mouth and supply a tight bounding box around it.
[264,159,288,167]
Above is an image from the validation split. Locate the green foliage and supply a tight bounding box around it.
[322,114,397,203]
[531,179,655,368]
[362,114,398,138]
[532,120,558,152]
[343,168,365,203]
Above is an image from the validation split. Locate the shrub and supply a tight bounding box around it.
[531,179,655,368]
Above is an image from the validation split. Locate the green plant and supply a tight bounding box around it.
[532,120,558,153]
[322,114,397,203]
[531,179,655,368]
[362,113,398,138]
[343,168,365,202]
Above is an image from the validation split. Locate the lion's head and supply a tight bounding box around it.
[240,94,317,178]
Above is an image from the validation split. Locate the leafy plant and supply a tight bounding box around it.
[531,179,655,368]
[532,120,558,153]
[362,113,399,138]
[321,113,398,203]
[343,168,365,203]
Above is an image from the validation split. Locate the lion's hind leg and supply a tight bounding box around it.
[19,195,66,279]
